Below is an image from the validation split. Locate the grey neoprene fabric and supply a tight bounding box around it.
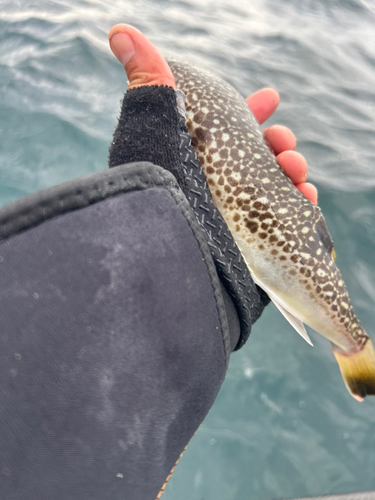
[0,164,227,499]
[0,77,266,499]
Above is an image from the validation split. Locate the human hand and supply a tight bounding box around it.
[109,24,317,205]
[108,24,271,348]
[247,89,318,205]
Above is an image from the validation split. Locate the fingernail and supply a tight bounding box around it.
[110,32,136,66]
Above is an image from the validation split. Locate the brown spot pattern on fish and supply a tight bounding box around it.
[168,60,369,353]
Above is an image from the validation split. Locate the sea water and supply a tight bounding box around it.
[0,0,374,499]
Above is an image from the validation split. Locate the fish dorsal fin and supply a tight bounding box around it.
[253,274,313,346]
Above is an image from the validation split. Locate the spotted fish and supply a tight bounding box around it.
[168,60,375,401]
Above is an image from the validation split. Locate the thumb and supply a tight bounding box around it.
[108,24,176,90]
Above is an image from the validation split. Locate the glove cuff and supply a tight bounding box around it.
[108,85,188,194]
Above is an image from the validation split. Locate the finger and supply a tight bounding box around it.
[276,150,308,185]
[295,182,318,205]
[264,125,296,155]
[246,88,280,125]
[109,24,176,90]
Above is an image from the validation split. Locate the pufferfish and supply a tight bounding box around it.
[168,60,375,401]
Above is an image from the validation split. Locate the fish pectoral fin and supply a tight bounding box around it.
[251,273,313,346]
[269,294,313,346]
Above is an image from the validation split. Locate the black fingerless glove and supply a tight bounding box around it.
[109,84,270,351]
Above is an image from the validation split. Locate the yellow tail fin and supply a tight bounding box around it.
[332,339,375,401]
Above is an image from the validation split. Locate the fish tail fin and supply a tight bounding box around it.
[332,339,375,401]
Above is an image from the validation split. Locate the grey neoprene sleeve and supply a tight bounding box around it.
[0,83,266,499]
[0,163,228,499]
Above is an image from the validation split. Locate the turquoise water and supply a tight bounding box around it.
[1,0,375,498]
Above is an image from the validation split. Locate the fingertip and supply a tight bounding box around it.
[257,87,280,109]
[109,24,129,41]
[266,87,280,107]
[109,24,143,45]
[295,182,318,205]
[247,88,280,124]
[108,24,175,89]
[264,125,297,155]
[277,150,308,184]
[109,32,136,68]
